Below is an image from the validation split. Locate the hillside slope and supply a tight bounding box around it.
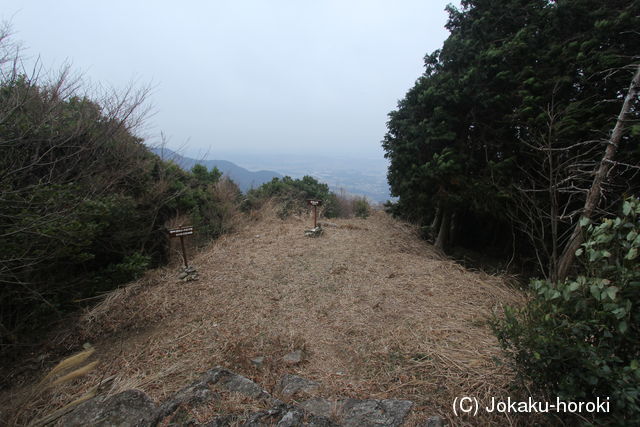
[8,211,523,424]
[150,147,283,191]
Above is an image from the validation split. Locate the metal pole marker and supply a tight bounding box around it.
[168,226,194,268]
[306,199,322,228]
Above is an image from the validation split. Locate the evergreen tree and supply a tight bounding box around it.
[383,0,640,272]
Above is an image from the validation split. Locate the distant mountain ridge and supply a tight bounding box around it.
[150,147,282,192]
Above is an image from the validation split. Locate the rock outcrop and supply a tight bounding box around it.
[59,389,156,426]
[304,226,323,237]
[58,367,442,426]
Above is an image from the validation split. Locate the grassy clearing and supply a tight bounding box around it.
[2,207,524,425]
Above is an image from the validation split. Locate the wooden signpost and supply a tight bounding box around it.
[307,199,322,228]
[168,226,193,268]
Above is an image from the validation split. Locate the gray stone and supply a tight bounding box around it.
[299,398,336,419]
[304,226,323,237]
[276,408,305,427]
[218,371,270,399]
[278,374,319,397]
[199,366,275,403]
[153,380,216,423]
[243,404,288,426]
[57,368,413,427]
[340,398,413,427]
[304,415,339,427]
[275,406,337,427]
[59,389,156,427]
[251,356,266,368]
[282,350,304,365]
[164,407,197,426]
[300,398,413,427]
[241,403,337,427]
[420,415,445,427]
[202,414,238,426]
[178,266,199,282]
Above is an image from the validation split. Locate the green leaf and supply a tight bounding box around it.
[575,248,583,257]
[604,286,619,300]
[612,307,626,319]
[623,201,632,216]
[619,321,628,334]
[579,217,591,227]
[590,285,601,300]
[626,248,638,260]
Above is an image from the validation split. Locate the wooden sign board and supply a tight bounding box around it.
[307,199,322,206]
[169,226,193,237]
[168,226,194,268]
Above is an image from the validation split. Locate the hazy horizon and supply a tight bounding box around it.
[4,1,458,162]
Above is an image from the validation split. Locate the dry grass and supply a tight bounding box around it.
[1,209,526,426]
[3,346,103,426]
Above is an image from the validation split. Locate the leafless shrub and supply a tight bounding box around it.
[331,190,371,219]
[0,24,153,351]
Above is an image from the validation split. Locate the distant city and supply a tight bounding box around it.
[152,146,392,203]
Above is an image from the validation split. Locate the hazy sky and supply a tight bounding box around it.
[4,1,457,161]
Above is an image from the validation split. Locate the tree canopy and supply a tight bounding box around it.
[383,0,640,277]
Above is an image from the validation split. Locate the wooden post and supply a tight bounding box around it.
[313,204,318,228]
[168,226,194,268]
[179,235,188,268]
[307,199,322,228]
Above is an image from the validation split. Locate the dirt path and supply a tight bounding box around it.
[11,211,524,424]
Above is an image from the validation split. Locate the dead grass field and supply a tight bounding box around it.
[3,209,526,425]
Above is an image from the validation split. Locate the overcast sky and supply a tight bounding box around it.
[4,1,457,161]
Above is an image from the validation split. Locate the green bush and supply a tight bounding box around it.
[0,66,240,353]
[493,197,640,424]
[243,175,338,218]
[89,252,151,294]
[353,197,371,218]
